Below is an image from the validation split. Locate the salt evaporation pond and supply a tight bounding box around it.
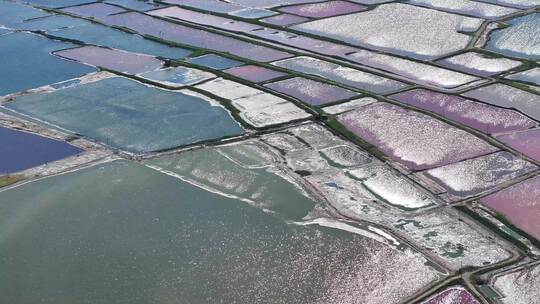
[506,68,540,86]
[223,0,328,8]
[462,84,540,121]
[105,0,162,11]
[0,127,82,174]
[390,89,536,134]
[0,32,95,96]
[224,65,287,83]
[323,97,377,115]
[260,13,309,26]
[278,1,367,18]
[257,124,512,270]
[492,263,540,304]
[337,103,497,170]
[407,0,518,19]
[100,11,292,62]
[11,0,95,7]
[478,0,540,9]
[185,54,244,70]
[485,13,540,60]
[481,175,540,241]
[272,56,407,94]
[138,66,216,87]
[347,50,482,90]
[421,286,479,304]
[423,151,536,197]
[0,1,49,28]
[292,3,483,59]
[497,128,540,162]
[0,160,442,304]
[393,209,513,269]
[436,51,522,76]
[196,78,311,127]
[55,46,163,74]
[229,8,277,19]
[17,15,90,32]
[160,0,243,13]
[280,123,439,211]
[265,77,358,106]
[148,6,263,32]
[4,77,244,153]
[49,22,192,59]
[62,3,126,18]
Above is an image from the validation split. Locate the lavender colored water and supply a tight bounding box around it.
[148,7,259,32]
[390,89,536,134]
[422,287,479,304]
[265,77,358,105]
[0,127,82,174]
[160,0,243,13]
[481,175,540,241]
[100,12,292,62]
[278,1,367,18]
[54,46,163,74]
[337,103,497,170]
[224,65,287,82]
[62,3,125,18]
[497,128,540,162]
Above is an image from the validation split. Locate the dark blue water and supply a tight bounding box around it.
[0,127,82,174]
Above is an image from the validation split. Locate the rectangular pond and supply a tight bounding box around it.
[185,54,244,70]
[3,77,245,153]
[481,175,540,241]
[485,13,540,60]
[506,67,540,86]
[49,22,192,59]
[422,151,536,198]
[55,46,164,74]
[100,12,293,62]
[277,1,367,18]
[421,286,479,304]
[496,128,540,162]
[224,65,287,83]
[260,13,310,26]
[462,83,540,121]
[337,103,498,170]
[436,51,522,76]
[347,50,484,90]
[408,0,518,19]
[138,66,216,88]
[195,78,311,127]
[61,3,126,18]
[272,56,407,94]
[291,3,482,60]
[492,263,540,304]
[390,89,536,134]
[265,77,359,106]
